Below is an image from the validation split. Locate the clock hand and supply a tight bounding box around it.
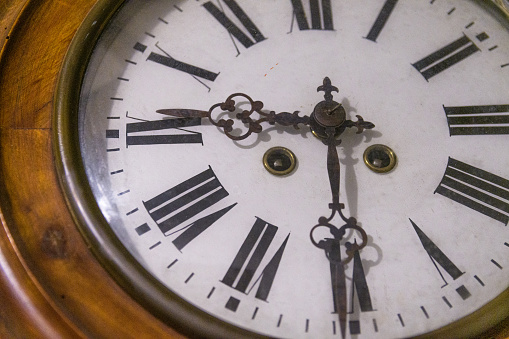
[309,77,372,339]
[156,92,310,141]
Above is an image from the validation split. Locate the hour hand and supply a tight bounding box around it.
[156,93,310,141]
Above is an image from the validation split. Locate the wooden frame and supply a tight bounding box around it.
[0,0,508,337]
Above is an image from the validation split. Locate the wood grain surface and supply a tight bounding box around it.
[0,1,507,338]
[0,0,182,337]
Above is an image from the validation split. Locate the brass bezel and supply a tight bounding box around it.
[52,0,509,338]
[263,146,297,176]
[363,144,397,173]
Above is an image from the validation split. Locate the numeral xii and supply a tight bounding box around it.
[290,0,333,31]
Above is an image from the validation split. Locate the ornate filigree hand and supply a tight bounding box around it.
[156,78,374,141]
[308,77,373,339]
[156,93,309,141]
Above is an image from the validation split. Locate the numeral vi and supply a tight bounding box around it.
[222,218,289,312]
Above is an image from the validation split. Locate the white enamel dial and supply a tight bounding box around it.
[77,0,509,337]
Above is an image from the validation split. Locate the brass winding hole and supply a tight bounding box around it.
[363,144,397,173]
[263,147,297,176]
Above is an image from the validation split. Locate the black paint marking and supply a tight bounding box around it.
[158,17,169,24]
[305,319,309,333]
[465,22,474,29]
[412,34,480,81]
[252,307,259,320]
[106,148,120,152]
[126,118,203,146]
[147,52,219,81]
[135,223,151,236]
[144,167,232,249]
[365,0,399,42]
[421,306,429,319]
[117,189,130,196]
[332,321,336,335]
[476,32,489,42]
[492,259,503,269]
[277,314,283,327]
[373,318,378,332]
[126,208,138,216]
[225,296,240,312]
[174,5,183,12]
[349,320,361,335]
[149,241,161,250]
[207,287,215,299]
[443,296,453,308]
[110,97,123,101]
[107,116,120,120]
[125,59,137,65]
[456,285,471,300]
[435,158,509,224]
[474,275,485,286]
[145,32,155,38]
[398,313,405,327]
[106,130,119,138]
[505,242,509,247]
[489,45,498,51]
[222,219,289,302]
[502,63,509,68]
[134,42,147,53]
[167,259,178,269]
[410,219,464,286]
[204,0,266,50]
[117,77,129,81]
[447,7,456,15]
[185,273,194,283]
[290,0,334,31]
[443,104,509,135]
[110,169,124,175]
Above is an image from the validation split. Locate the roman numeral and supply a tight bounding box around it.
[329,241,373,337]
[365,0,398,42]
[435,158,509,225]
[290,0,333,31]
[222,218,289,311]
[126,118,203,146]
[409,219,464,286]
[143,167,236,250]
[412,34,480,81]
[147,52,219,81]
[443,105,509,135]
[204,0,265,50]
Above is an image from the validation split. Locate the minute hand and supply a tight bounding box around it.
[325,126,343,212]
[156,93,310,141]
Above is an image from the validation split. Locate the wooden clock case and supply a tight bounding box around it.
[0,0,507,338]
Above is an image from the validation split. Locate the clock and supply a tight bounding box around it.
[1,0,509,338]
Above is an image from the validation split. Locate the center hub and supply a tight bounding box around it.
[312,100,346,128]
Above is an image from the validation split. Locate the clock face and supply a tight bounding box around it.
[62,0,509,337]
